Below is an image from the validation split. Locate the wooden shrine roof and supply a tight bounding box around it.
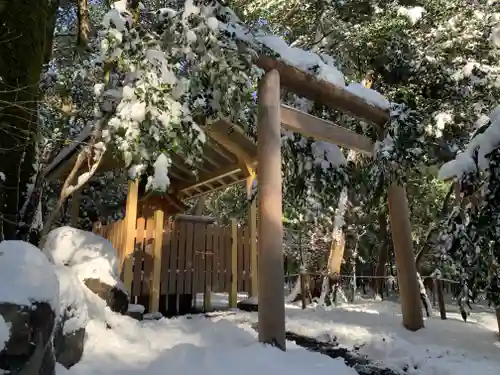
[44,119,257,201]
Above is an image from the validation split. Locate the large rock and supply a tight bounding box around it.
[53,266,88,369]
[43,227,130,314]
[83,278,128,314]
[0,241,59,375]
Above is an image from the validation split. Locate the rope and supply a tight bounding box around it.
[284,272,460,284]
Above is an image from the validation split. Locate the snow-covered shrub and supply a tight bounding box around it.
[438,105,500,309]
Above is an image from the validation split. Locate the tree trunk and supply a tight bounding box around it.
[77,0,91,49]
[374,210,389,297]
[0,0,51,240]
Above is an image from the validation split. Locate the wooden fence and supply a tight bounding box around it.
[92,216,255,314]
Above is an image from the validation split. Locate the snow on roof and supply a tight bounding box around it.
[438,105,500,181]
[0,240,59,309]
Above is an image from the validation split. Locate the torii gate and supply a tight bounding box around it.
[253,58,424,351]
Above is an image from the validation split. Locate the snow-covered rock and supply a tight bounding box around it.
[0,240,59,375]
[43,226,121,287]
[43,227,129,314]
[0,240,59,309]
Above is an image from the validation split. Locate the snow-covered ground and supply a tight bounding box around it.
[59,311,356,375]
[222,298,500,375]
[63,294,500,375]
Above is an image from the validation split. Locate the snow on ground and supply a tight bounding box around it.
[60,310,357,375]
[219,297,500,375]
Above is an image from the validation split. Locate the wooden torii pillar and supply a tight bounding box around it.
[255,59,423,351]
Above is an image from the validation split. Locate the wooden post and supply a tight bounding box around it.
[150,208,164,313]
[436,279,446,320]
[70,190,81,227]
[229,218,238,308]
[249,199,258,297]
[257,69,286,350]
[123,179,139,295]
[387,183,424,331]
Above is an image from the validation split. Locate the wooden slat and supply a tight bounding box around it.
[212,226,219,292]
[249,200,258,297]
[161,220,173,293]
[205,225,214,296]
[218,227,226,292]
[242,227,250,292]
[224,226,231,291]
[168,222,179,294]
[228,219,238,308]
[142,217,155,295]
[150,209,164,313]
[177,221,187,294]
[237,226,244,292]
[133,217,146,298]
[184,222,194,295]
[117,220,125,273]
[193,223,206,294]
[280,105,374,155]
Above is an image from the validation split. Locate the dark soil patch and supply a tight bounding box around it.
[285,331,401,375]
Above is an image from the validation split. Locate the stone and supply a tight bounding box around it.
[83,278,129,314]
[53,310,85,369]
[0,302,56,375]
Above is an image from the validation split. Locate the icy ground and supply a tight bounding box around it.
[61,293,500,375]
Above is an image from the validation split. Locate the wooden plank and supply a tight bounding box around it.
[161,220,173,293]
[280,105,374,155]
[204,225,213,311]
[213,226,220,292]
[224,226,231,291]
[91,221,100,234]
[150,209,164,313]
[142,217,155,295]
[249,200,258,297]
[117,220,125,273]
[184,222,195,295]
[133,217,145,298]
[192,223,204,294]
[177,221,187,294]
[168,221,179,294]
[123,179,139,295]
[219,226,226,291]
[242,227,250,292]
[237,226,244,292]
[255,55,389,128]
[205,225,214,294]
[229,219,238,308]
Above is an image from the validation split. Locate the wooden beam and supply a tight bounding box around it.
[257,69,286,350]
[256,55,389,127]
[280,105,374,155]
[177,163,242,194]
